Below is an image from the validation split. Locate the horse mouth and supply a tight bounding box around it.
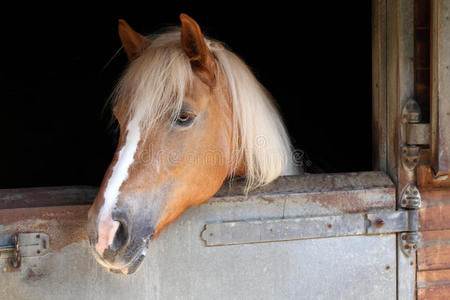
[91,242,149,275]
[109,246,147,275]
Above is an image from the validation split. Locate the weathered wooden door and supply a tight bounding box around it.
[372,0,450,298]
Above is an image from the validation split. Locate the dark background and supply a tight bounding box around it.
[0,3,372,188]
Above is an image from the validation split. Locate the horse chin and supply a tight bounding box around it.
[90,241,149,275]
[108,246,147,275]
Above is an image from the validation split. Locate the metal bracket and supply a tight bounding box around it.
[0,232,49,269]
[398,182,421,256]
[400,232,421,257]
[400,183,422,209]
[201,210,419,247]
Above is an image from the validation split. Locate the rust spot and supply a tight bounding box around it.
[386,265,390,270]
[25,267,45,282]
[375,219,384,228]
[327,224,332,229]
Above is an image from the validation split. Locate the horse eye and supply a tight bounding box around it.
[175,112,196,127]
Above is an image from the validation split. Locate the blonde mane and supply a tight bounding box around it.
[111,28,297,191]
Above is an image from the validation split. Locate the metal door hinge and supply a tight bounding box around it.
[201,210,419,247]
[402,98,430,145]
[399,98,425,257]
[406,123,430,145]
[401,99,430,169]
[0,232,49,269]
[398,182,422,256]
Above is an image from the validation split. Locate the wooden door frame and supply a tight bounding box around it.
[372,1,416,297]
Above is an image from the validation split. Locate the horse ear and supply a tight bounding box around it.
[180,13,216,87]
[118,19,150,61]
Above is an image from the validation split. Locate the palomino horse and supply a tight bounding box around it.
[87,14,299,274]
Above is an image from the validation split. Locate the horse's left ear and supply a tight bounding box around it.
[118,19,150,61]
[180,13,216,87]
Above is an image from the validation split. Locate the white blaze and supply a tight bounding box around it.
[96,112,143,255]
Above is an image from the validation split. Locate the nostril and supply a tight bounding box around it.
[111,220,128,252]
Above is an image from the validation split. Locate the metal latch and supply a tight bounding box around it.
[0,232,49,268]
[201,210,419,247]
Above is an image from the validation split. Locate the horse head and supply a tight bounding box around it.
[87,14,296,274]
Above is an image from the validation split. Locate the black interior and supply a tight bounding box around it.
[0,3,372,188]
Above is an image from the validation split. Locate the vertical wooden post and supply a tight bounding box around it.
[430,0,450,177]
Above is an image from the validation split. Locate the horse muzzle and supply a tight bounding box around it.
[87,206,155,275]
[89,237,150,275]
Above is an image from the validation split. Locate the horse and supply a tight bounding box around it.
[87,13,299,275]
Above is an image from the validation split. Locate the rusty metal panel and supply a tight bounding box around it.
[431,0,450,177]
[0,172,398,299]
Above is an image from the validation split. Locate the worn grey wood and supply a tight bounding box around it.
[384,1,417,299]
[0,172,400,299]
[372,0,388,172]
